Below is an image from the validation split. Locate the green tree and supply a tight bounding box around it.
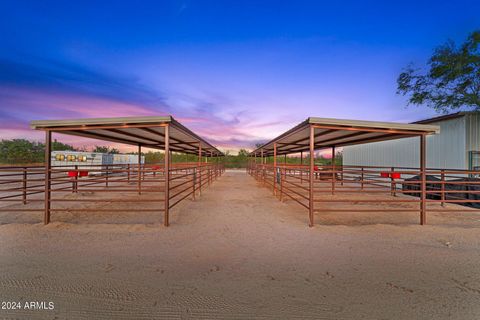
[237,149,249,157]
[93,146,120,154]
[0,139,78,164]
[0,139,43,164]
[144,151,164,164]
[254,143,264,149]
[52,139,76,151]
[397,30,480,113]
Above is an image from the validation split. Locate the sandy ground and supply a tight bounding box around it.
[1,169,480,319]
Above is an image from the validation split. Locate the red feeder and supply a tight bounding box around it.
[314,166,319,171]
[79,171,88,177]
[152,165,160,171]
[380,172,390,178]
[67,171,77,177]
[390,172,401,179]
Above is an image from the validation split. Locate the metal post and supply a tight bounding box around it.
[261,149,265,185]
[198,143,202,195]
[74,164,78,193]
[361,167,364,190]
[390,166,396,197]
[309,125,315,227]
[138,145,142,195]
[280,166,284,201]
[253,153,256,178]
[420,134,427,225]
[300,151,303,184]
[22,167,27,204]
[127,163,130,182]
[106,164,109,188]
[331,146,335,195]
[44,130,51,225]
[164,124,170,226]
[273,143,277,195]
[441,169,445,206]
[193,167,196,200]
[209,154,212,184]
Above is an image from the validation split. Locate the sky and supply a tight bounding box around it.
[0,0,479,153]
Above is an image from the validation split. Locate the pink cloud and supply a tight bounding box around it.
[0,86,299,153]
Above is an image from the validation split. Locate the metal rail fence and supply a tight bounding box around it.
[0,162,224,224]
[247,162,480,224]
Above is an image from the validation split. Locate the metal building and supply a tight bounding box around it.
[343,112,480,170]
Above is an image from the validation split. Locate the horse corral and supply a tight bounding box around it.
[1,116,480,227]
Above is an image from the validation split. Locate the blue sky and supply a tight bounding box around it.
[0,0,478,151]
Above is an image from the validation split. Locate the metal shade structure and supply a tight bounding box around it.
[31,116,223,156]
[249,117,440,227]
[251,117,440,156]
[30,115,224,227]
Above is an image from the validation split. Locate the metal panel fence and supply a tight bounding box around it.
[0,162,224,223]
[248,162,480,224]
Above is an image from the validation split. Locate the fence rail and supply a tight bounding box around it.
[0,162,225,223]
[247,162,480,224]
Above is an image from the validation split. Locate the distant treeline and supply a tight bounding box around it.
[0,139,122,164]
[0,139,341,167]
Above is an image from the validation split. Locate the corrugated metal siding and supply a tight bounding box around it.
[466,112,480,153]
[343,116,467,169]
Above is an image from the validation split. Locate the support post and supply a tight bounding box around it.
[198,143,202,194]
[164,125,170,226]
[391,166,396,197]
[44,130,51,225]
[261,149,265,185]
[273,143,277,195]
[361,167,364,190]
[309,125,314,227]
[280,165,284,201]
[420,134,427,225]
[138,145,142,195]
[207,151,213,185]
[331,146,336,195]
[300,151,303,184]
[441,169,445,206]
[254,153,257,179]
[22,167,27,204]
[74,164,78,193]
[106,164,109,188]
[193,166,196,200]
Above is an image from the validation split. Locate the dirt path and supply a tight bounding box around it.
[1,170,480,319]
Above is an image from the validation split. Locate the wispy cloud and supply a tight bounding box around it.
[0,56,285,152]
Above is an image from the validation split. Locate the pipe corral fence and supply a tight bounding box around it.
[0,116,225,226]
[248,117,480,226]
[2,115,479,228]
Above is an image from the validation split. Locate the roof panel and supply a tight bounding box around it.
[30,116,223,156]
[251,117,440,156]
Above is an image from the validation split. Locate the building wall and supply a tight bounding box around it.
[343,116,467,169]
[466,113,480,153]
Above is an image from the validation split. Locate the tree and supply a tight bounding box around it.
[93,146,120,154]
[0,139,43,164]
[52,139,76,151]
[237,148,249,157]
[254,143,264,149]
[397,30,480,113]
[0,139,78,164]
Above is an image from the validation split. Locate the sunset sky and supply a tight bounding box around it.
[0,0,479,153]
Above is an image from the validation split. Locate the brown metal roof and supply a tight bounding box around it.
[30,116,223,156]
[413,112,465,124]
[251,117,440,156]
